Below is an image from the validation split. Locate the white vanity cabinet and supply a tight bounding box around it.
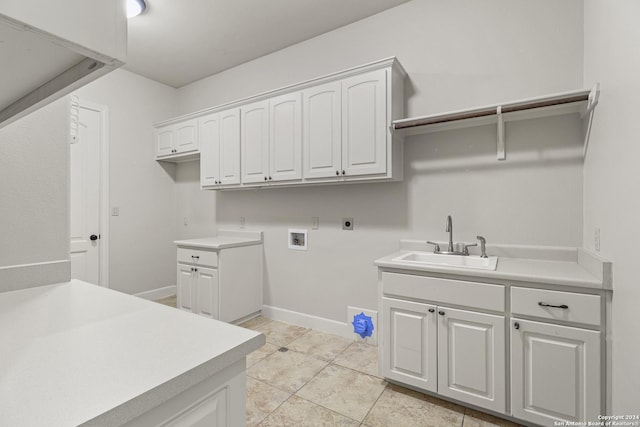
[156,118,199,161]
[176,233,263,323]
[200,109,241,188]
[380,273,506,413]
[510,287,602,425]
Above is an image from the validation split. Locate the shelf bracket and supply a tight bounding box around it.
[582,82,600,157]
[496,105,506,160]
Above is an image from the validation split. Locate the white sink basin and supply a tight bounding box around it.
[393,251,498,271]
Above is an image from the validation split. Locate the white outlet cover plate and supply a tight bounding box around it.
[347,306,377,346]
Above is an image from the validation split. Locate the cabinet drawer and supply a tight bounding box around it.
[382,272,504,312]
[177,248,218,268]
[511,287,601,326]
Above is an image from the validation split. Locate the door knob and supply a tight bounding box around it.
[90,234,99,241]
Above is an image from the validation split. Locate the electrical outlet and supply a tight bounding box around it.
[595,227,601,252]
[312,216,319,230]
[347,306,377,345]
[342,218,354,230]
[111,207,120,216]
[240,217,246,229]
[183,217,189,226]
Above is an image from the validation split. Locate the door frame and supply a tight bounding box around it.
[76,98,110,287]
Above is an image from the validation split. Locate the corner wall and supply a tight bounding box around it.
[175,0,585,322]
[0,98,70,290]
[583,0,640,413]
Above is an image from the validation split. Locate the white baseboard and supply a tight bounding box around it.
[262,304,377,345]
[0,260,70,293]
[135,285,176,301]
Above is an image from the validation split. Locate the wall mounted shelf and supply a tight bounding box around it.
[392,85,600,160]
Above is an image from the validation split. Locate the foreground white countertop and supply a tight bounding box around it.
[174,230,263,250]
[375,241,612,290]
[0,280,264,426]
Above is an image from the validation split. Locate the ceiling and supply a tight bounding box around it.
[124,0,410,88]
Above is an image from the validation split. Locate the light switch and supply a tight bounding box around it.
[112,207,120,216]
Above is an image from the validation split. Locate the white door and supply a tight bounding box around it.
[199,113,220,187]
[511,318,601,425]
[155,125,174,157]
[270,92,302,182]
[382,297,437,392]
[303,81,342,179]
[219,108,241,185]
[70,102,103,285]
[437,307,505,413]
[341,69,387,177]
[241,100,269,184]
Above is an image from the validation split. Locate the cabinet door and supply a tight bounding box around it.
[194,267,219,319]
[437,307,505,413]
[270,92,302,182]
[156,126,175,157]
[199,113,220,187]
[382,297,437,392]
[511,318,601,425]
[241,100,270,184]
[175,119,199,154]
[302,81,342,179]
[341,69,387,177]
[219,108,241,185]
[177,265,195,312]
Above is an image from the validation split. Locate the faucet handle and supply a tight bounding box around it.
[463,243,477,255]
[476,236,488,258]
[426,241,441,252]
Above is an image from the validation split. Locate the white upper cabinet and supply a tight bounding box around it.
[200,109,240,187]
[155,57,406,188]
[155,118,199,161]
[341,69,387,177]
[303,81,342,179]
[241,100,270,184]
[270,92,302,182]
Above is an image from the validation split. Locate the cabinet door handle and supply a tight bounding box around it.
[342,170,346,175]
[538,302,569,309]
[514,321,520,330]
[269,176,272,180]
[428,308,435,313]
[438,311,445,316]
[336,170,340,176]
[193,267,198,273]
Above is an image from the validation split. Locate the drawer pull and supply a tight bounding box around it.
[514,321,520,330]
[538,302,569,309]
[191,255,200,260]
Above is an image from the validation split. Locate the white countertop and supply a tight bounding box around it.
[0,280,264,426]
[174,230,263,250]
[375,244,611,290]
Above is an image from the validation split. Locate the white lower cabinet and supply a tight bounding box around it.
[511,318,601,425]
[382,297,437,392]
[437,307,505,413]
[176,241,263,323]
[379,271,606,425]
[382,296,505,412]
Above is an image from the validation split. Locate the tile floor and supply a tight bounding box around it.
[154,297,521,427]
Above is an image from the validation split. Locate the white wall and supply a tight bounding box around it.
[175,0,585,323]
[73,69,179,295]
[0,98,70,289]
[583,0,640,413]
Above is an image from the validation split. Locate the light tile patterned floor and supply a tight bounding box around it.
[240,316,524,427]
[154,298,521,427]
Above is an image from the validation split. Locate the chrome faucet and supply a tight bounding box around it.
[476,236,488,258]
[445,215,454,253]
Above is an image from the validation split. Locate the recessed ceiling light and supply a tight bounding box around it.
[127,0,147,18]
